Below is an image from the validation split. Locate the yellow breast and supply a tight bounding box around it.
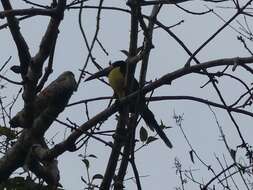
[108,67,125,98]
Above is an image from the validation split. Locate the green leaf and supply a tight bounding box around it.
[160,120,165,129]
[0,126,17,140]
[146,136,158,144]
[92,174,103,180]
[82,158,90,169]
[10,65,21,74]
[88,154,97,159]
[139,126,148,142]
[160,120,172,129]
[120,49,129,56]
[0,176,64,190]
[189,150,194,163]
[230,148,236,161]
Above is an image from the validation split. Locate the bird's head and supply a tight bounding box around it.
[85,60,126,81]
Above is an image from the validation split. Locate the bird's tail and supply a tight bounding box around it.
[140,106,173,149]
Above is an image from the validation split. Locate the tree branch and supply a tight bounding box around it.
[0,71,76,182]
[0,7,57,18]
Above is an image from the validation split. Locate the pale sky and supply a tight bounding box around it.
[1,0,253,189]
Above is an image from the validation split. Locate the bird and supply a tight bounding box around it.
[86,60,173,148]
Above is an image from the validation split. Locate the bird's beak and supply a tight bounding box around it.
[85,65,113,81]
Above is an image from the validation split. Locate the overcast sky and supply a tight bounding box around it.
[1,0,253,189]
